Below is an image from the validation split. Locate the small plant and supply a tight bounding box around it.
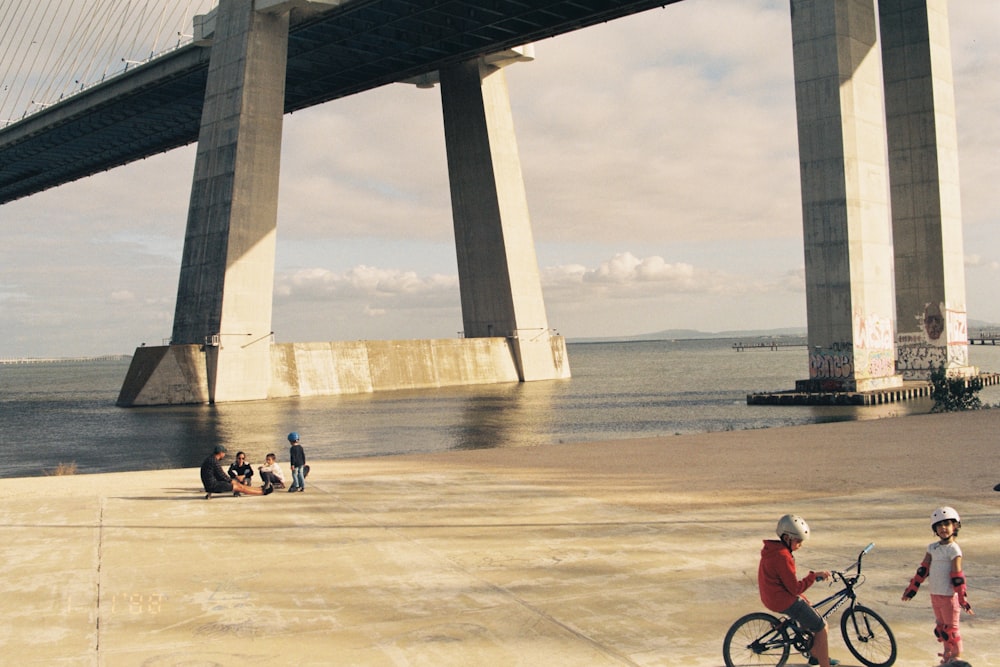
[929,364,983,412]
[45,462,78,476]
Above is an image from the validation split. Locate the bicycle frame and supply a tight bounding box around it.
[785,543,875,650]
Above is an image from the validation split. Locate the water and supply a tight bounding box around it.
[4,339,1000,479]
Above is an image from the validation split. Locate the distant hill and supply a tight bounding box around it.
[570,319,1000,344]
[569,327,807,344]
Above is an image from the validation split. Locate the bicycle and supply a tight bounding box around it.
[723,543,897,667]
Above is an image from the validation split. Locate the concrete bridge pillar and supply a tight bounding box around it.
[119,0,289,405]
[879,0,975,379]
[439,59,569,381]
[791,0,904,392]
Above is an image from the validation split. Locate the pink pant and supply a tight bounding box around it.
[930,594,962,658]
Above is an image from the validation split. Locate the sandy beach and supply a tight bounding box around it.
[1,408,997,665]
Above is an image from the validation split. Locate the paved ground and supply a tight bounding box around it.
[2,409,998,666]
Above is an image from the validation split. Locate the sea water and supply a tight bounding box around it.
[4,339,1000,479]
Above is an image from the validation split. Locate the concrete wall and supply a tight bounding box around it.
[118,336,568,406]
[268,337,524,398]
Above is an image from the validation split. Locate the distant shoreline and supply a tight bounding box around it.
[0,354,132,365]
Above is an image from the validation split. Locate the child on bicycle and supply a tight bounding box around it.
[759,514,836,667]
[901,506,974,664]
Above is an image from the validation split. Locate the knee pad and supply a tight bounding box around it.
[934,623,950,642]
[944,628,962,652]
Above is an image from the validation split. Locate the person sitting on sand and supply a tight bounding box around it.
[227,451,254,486]
[258,452,285,490]
[201,445,272,498]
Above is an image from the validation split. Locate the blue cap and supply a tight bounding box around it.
[287,432,299,442]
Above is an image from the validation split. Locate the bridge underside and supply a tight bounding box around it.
[0,0,683,205]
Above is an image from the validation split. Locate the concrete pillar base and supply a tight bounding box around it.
[117,336,570,406]
[510,333,571,382]
[795,373,904,394]
[117,345,210,406]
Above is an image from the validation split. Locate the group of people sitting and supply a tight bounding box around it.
[200,444,296,498]
[226,449,288,492]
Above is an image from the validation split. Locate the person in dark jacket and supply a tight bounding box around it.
[201,445,271,498]
[287,431,307,492]
[227,451,254,486]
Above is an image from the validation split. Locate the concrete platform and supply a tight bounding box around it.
[3,410,998,666]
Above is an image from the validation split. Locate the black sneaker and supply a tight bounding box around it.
[808,658,839,666]
[288,486,298,492]
[233,491,241,497]
[204,492,212,500]
[263,485,273,496]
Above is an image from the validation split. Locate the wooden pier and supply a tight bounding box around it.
[747,373,1000,406]
[969,332,1000,345]
[732,341,807,352]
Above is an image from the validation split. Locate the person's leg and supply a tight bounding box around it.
[206,480,233,499]
[810,626,831,667]
[784,599,834,667]
[232,479,269,496]
[931,594,962,662]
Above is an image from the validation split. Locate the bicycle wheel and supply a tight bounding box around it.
[723,612,790,667]
[840,605,897,667]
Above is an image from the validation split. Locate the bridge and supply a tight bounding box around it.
[0,0,680,204]
[1,0,980,406]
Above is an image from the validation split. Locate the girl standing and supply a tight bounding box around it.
[902,506,974,664]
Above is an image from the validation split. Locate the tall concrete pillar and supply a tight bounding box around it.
[119,0,289,405]
[791,0,903,393]
[439,59,569,382]
[879,0,974,379]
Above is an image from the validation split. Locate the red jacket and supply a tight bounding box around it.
[758,539,817,612]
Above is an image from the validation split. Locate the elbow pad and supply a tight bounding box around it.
[903,564,928,599]
[952,571,972,611]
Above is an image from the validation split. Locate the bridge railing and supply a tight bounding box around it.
[2,36,203,130]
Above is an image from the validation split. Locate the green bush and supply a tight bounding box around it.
[929,364,983,412]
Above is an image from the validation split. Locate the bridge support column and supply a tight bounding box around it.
[880,0,975,379]
[791,0,903,392]
[439,59,569,381]
[118,0,289,405]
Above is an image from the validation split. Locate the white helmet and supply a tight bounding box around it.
[776,514,810,542]
[931,506,960,528]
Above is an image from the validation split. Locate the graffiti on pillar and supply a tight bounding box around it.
[897,303,970,379]
[852,312,895,378]
[809,348,854,379]
[856,348,895,378]
[946,307,969,344]
[922,302,945,341]
[854,312,894,351]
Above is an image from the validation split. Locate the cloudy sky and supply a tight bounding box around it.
[1,0,997,358]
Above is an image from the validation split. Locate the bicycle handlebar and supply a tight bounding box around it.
[824,543,875,583]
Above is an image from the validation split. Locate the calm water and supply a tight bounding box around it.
[4,339,1000,479]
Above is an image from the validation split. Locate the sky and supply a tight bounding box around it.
[0,0,997,358]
